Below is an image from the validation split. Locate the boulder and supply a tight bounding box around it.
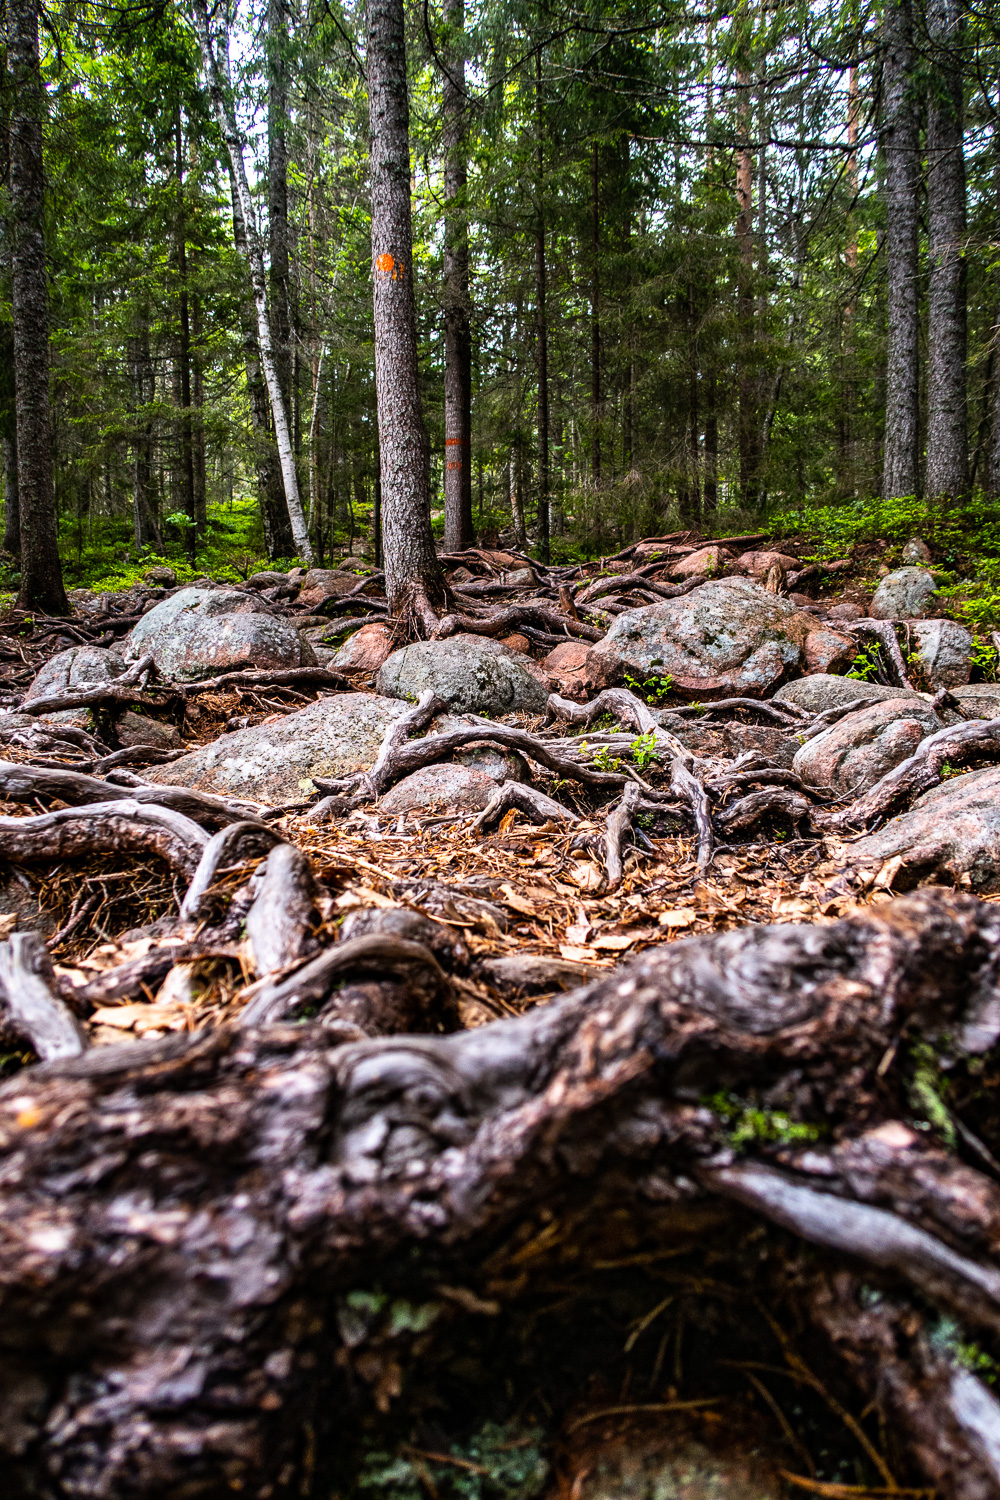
[826,602,865,623]
[143,566,177,588]
[869,567,940,620]
[902,537,932,565]
[145,692,407,803]
[115,710,181,750]
[502,568,536,588]
[543,640,591,700]
[23,645,125,703]
[773,674,928,715]
[500,633,532,655]
[124,588,315,682]
[377,634,549,715]
[850,765,1000,888]
[951,683,1000,719]
[792,698,942,797]
[670,544,733,581]
[585,578,854,700]
[907,618,972,688]
[378,763,501,815]
[736,549,799,578]
[722,723,799,768]
[332,623,397,673]
[246,571,289,591]
[298,569,363,611]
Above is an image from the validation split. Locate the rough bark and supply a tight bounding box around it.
[190,0,312,561]
[925,0,967,500]
[736,63,759,511]
[128,330,159,549]
[1,433,19,558]
[590,142,601,484]
[534,51,550,563]
[441,0,474,554]
[881,0,920,500]
[267,0,293,431]
[174,111,197,561]
[8,0,67,614]
[3,893,1000,1495]
[366,0,444,628]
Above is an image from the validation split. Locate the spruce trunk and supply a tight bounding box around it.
[881,0,920,500]
[441,0,474,554]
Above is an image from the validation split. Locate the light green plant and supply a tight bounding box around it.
[629,731,660,770]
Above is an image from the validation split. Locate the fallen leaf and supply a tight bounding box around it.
[499,884,539,917]
[658,909,696,929]
[567,861,603,892]
[564,920,593,946]
[590,934,636,952]
[559,944,598,962]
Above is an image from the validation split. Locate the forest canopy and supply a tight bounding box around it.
[1,0,997,591]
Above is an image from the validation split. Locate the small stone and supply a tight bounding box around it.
[902,537,933,564]
[826,602,865,622]
[332,623,397,673]
[774,674,927,715]
[869,567,940,621]
[851,764,1000,889]
[115,711,181,750]
[670,544,733,581]
[907,619,972,689]
[543,640,591,700]
[736,550,799,578]
[143,566,177,588]
[378,763,501,815]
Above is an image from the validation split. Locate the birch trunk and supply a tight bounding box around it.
[881,0,920,500]
[442,0,474,554]
[189,0,312,563]
[365,0,444,629]
[925,0,967,500]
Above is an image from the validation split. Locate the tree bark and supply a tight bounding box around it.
[533,52,550,563]
[365,0,444,630]
[441,0,474,554]
[175,111,197,563]
[129,330,159,550]
[736,64,758,511]
[228,169,295,560]
[8,0,66,614]
[590,142,601,485]
[881,0,920,500]
[267,0,293,431]
[189,0,312,562]
[925,0,967,500]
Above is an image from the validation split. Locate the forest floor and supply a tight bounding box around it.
[1,526,998,1500]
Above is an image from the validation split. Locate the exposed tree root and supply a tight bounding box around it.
[0,931,87,1060]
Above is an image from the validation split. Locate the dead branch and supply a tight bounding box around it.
[715,787,815,835]
[432,606,602,644]
[176,665,350,695]
[239,934,450,1027]
[0,759,263,830]
[670,755,714,868]
[0,931,87,1060]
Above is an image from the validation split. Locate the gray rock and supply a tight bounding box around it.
[247,571,290,591]
[869,567,940,620]
[143,566,177,588]
[722,723,799,768]
[378,763,501,815]
[377,634,549,716]
[773,674,928,715]
[585,578,854,699]
[908,618,972,688]
[902,537,932,564]
[124,587,315,682]
[792,698,942,797]
[23,646,126,703]
[825,602,865,623]
[145,692,407,803]
[951,683,1000,719]
[851,765,1000,889]
[115,710,181,750]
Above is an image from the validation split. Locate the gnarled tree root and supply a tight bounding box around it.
[3,891,1000,1495]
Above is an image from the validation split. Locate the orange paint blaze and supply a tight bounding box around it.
[376,253,396,275]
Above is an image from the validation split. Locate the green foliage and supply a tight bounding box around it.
[359,1422,548,1500]
[929,1316,1000,1384]
[629,731,660,770]
[969,639,999,681]
[579,742,622,773]
[705,1092,823,1149]
[624,672,675,703]
[908,1042,957,1148]
[846,643,881,681]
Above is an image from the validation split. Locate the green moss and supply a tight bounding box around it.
[908,1041,957,1148]
[705,1092,823,1148]
[359,1421,549,1500]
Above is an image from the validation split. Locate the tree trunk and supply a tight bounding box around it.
[129,331,159,550]
[365,0,444,630]
[190,0,312,562]
[736,65,759,511]
[534,53,550,564]
[510,446,527,550]
[441,0,474,554]
[840,61,859,491]
[1,434,19,558]
[881,0,920,501]
[267,0,293,431]
[175,112,197,563]
[8,0,66,614]
[590,142,601,485]
[688,280,700,522]
[192,293,207,531]
[5,893,1000,1496]
[228,168,295,560]
[703,371,718,516]
[925,0,967,500]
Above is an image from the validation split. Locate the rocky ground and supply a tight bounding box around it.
[2,530,1000,1498]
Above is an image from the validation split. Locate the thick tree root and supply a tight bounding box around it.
[0,931,87,1060]
[2,891,999,1495]
[469,779,581,830]
[0,798,209,877]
